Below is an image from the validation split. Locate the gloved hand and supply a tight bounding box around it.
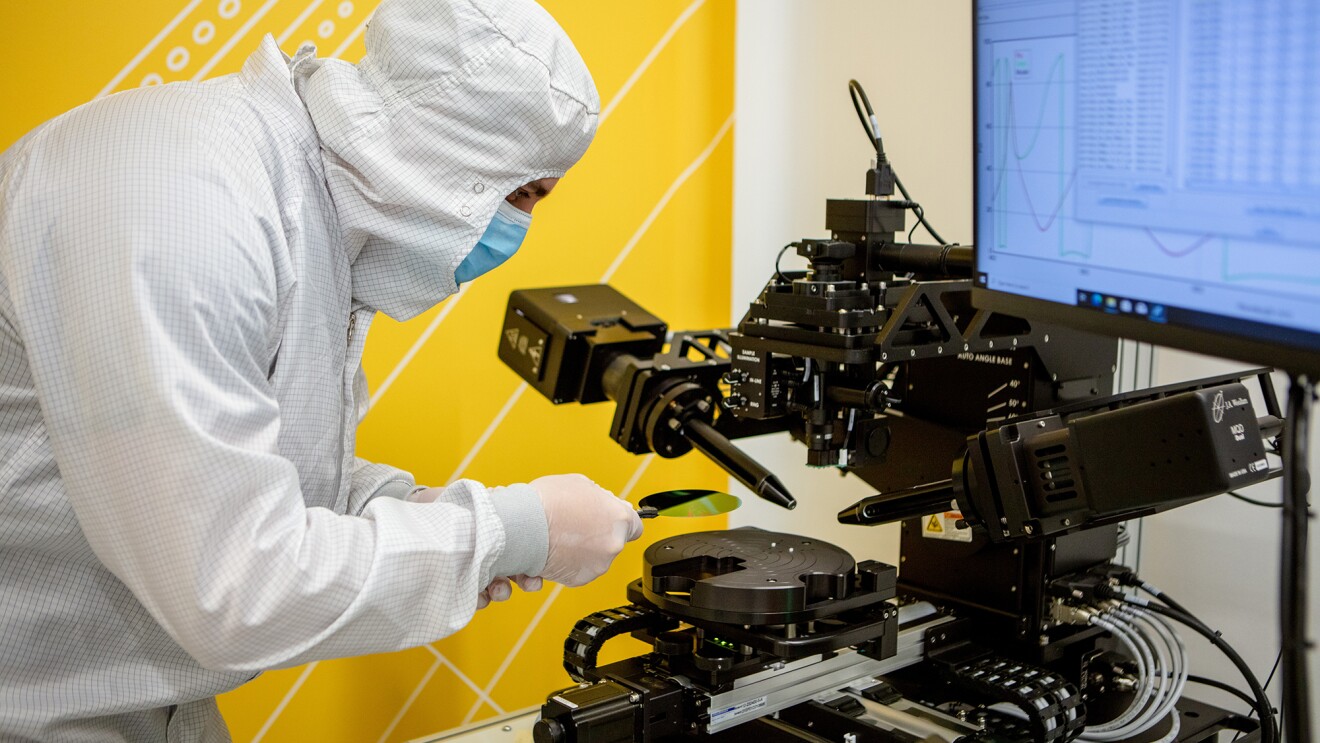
[530,474,643,587]
[476,576,511,610]
[476,574,543,610]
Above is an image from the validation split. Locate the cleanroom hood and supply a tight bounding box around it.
[293,0,599,320]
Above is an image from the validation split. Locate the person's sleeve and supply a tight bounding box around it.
[0,123,527,672]
[347,459,550,579]
[406,481,549,579]
[349,456,417,509]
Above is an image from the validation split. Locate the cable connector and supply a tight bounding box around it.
[1049,567,1125,604]
[866,163,895,197]
[1050,600,1097,626]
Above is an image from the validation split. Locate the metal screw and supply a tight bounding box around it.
[629,693,641,703]
[1063,518,1072,526]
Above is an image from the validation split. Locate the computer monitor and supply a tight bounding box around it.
[970,0,1320,376]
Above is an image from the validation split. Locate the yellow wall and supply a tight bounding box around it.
[2,1,734,740]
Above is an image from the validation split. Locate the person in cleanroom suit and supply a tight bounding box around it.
[0,0,641,739]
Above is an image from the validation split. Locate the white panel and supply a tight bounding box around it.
[730,0,971,563]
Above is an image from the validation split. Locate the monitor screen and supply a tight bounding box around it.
[971,0,1320,375]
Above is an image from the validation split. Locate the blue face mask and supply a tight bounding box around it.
[455,200,532,284]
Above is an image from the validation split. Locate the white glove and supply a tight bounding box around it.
[476,574,543,610]
[530,474,643,587]
[476,576,511,610]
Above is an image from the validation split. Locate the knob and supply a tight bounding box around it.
[655,630,693,658]
[532,718,564,743]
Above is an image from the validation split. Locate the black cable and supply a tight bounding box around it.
[1130,578,1194,618]
[1263,648,1284,691]
[847,79,882,155]
[1234,653,1286,742]
[892,173,947,246]
[846,80,949,246]
[1188,674,1262,711]
[1281,373,1314,742]
[774,243,795,284]
[1227,489,1285,509]
[1224,452,1307,509]
[1111,595,1277,743]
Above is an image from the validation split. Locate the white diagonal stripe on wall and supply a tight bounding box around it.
[359,0,705,414]
[458,583,563,725]
[96,0,204,97]
[374,656,443,743]
[276,0,325,45]
[426,645,505,713]
[368,285,471,411]
[250,661,318,743]
[330,12,372,58]
[444,382,527,486]
[601,112,734,283]
[618,452,655,502]
[599,0,704,125]
[192,0,282,81]
[459,454,655,724]
[373,623,510,742]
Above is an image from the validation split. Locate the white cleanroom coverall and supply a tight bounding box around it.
[0,0,598,739]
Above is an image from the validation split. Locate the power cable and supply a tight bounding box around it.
[846,79,948,246]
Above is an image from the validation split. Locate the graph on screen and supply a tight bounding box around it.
[976,0,1320,345]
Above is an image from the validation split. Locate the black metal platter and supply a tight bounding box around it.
[632,527,896,626]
